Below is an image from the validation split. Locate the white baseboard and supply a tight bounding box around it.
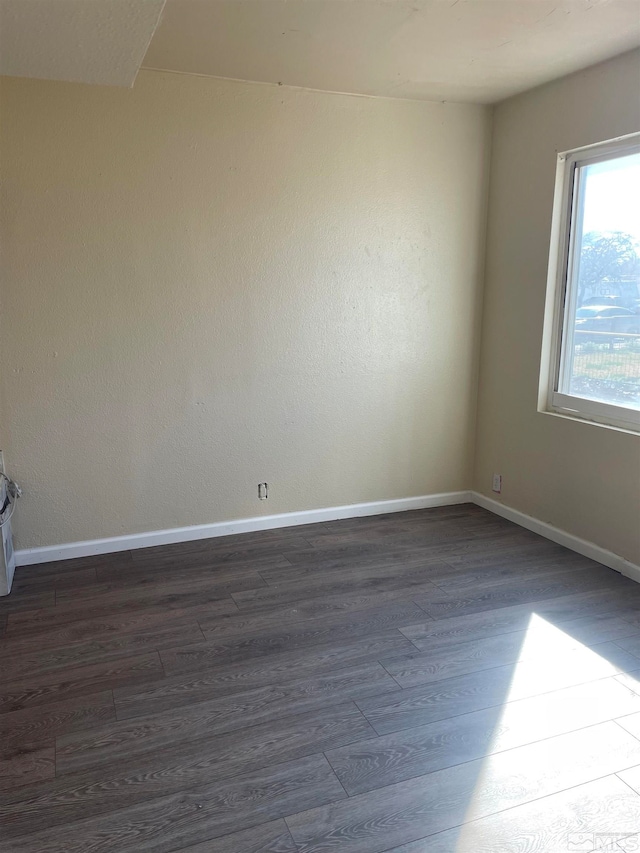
[14,488,640,586]
[15,490,472,566]
[471,491,640,584]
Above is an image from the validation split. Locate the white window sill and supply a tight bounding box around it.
[541,398,640,436]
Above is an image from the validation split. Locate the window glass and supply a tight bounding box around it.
[560,151,640,412]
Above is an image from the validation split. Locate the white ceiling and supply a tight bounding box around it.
[143,0,640,103]
[0,0,638,102]
[0,0,165,87]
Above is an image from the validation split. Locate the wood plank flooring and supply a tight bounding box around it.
[1,503,640,852]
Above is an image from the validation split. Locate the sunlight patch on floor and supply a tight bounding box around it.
[445,614,640,852]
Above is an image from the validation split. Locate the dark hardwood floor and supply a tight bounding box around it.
[1,503,640,851]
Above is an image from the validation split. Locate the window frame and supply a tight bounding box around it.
[542,133,640,433]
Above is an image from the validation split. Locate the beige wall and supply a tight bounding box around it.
[474,49,640,565]
[0,71,490,549]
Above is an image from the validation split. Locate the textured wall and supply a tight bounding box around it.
[474,49,640,565]
[0,71,490,548]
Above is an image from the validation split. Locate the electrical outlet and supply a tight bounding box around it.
[258,482,268,500]
[492,473,502,494]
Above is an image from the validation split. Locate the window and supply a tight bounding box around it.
[543,134,640,431]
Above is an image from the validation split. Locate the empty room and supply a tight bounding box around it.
[1,1,640,850]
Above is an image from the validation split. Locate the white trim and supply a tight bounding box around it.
[471,491,640,585]
[540,132,640,434]
[562,133,640,166]
[551,391,640,432]
[14,491,472,566]
[14,489,640,587]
